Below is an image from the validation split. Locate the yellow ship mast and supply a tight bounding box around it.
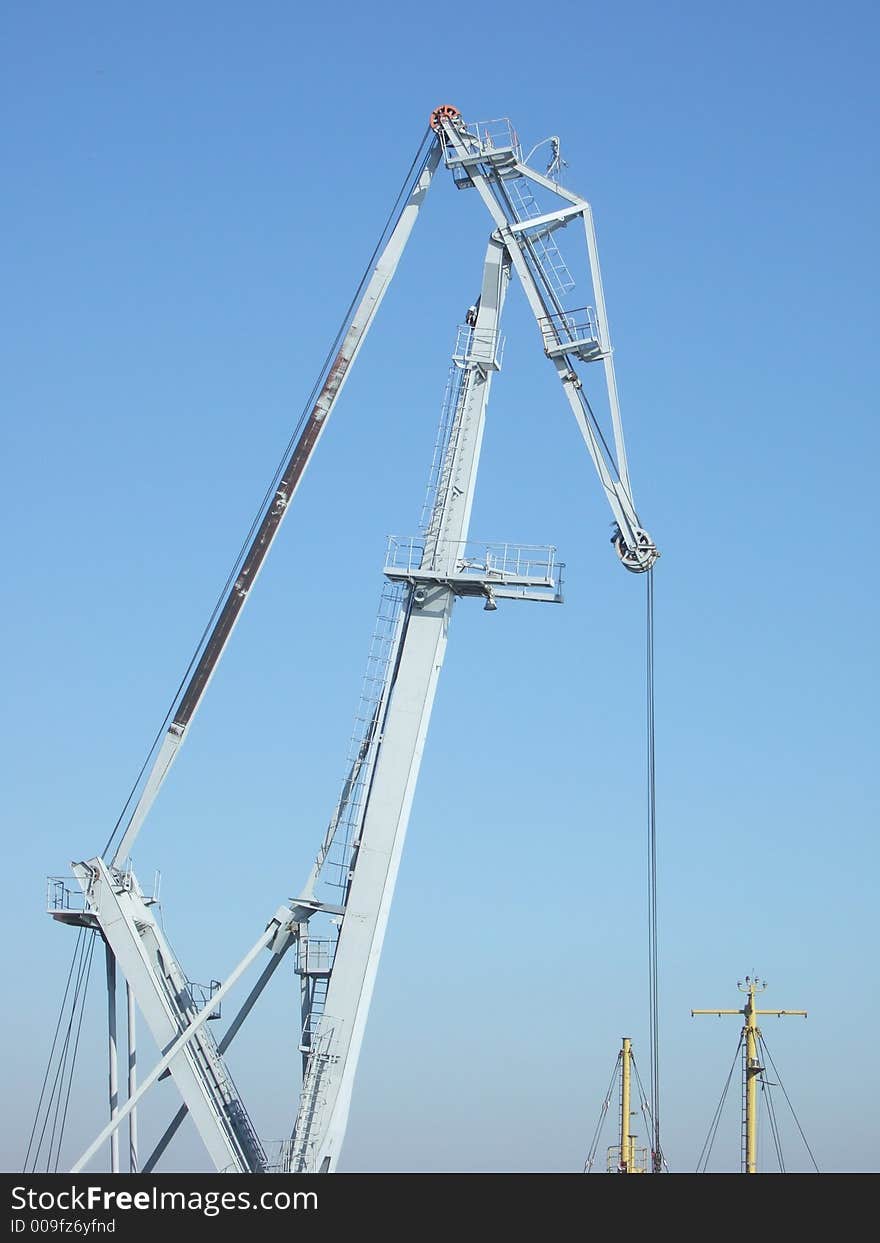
[692,976,806,1173]
[608,1037,647,1172]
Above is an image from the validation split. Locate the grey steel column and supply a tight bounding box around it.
[105,944,119,1173]
[292,239,511,1172]
[126,982,138,1173]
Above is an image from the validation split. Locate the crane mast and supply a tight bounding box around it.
[46,106,658,1175]
[288,237,557,1172]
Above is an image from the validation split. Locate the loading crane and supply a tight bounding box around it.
[42,106,658,1175]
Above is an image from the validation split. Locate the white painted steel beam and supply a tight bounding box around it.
[111,141,443,869]
[290,240,512,1172]
[70,905,280,1174]
[438,117,656,571]
[70,859,275,1172]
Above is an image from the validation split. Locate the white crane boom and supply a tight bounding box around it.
[109,139,443,870]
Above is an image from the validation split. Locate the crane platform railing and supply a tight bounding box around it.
[295,938,335,977]
[442,117,522,170]
[452,323,505,371]
[539,306,604,361]
[384,536,563,602]
[187,979,222,1020]
[47,877,87,915]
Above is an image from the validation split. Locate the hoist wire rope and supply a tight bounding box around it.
[28,932,89,1169]
[43,931,95,1173]
[491,150,658,1173]
[631,1053,668,1171]
[646,567,661,1169]
[696,1033,743,1173]
[26,929,96,1172]
[24,928,86,1171]
[583,1053,621,1172]
[101,128,436,861]
[759,1033,820,1172]
[51,932,97,1172]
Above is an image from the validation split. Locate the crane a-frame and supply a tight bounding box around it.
[44,106,658,1175]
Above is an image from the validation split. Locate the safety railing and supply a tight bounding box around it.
[46,877,83,912]
[452,323,505,371]
[443,117,522,166]
[296,939,335,977]
[188,978,222,1020]
[539,306,603,359]
[385,536,559,585]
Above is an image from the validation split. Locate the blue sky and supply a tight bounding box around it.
[2,0,878,1174]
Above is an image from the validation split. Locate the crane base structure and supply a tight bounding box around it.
[37,106,658,1176]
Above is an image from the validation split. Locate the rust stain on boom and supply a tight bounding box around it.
[172,343,355,729]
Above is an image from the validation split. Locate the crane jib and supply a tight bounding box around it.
[173,250,417,732]
[173,386,328,730]
[104,135,442,866]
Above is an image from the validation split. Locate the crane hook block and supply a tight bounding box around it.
[430,104,461,132]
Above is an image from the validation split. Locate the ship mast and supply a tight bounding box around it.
[619,1037,638,1173]
[692,977,807,1173]
[604,1037,647,1173]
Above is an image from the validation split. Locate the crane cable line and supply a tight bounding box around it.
[44,932,96,1173]
[24,928,87,1171]
[101,128,436,862]
[25,929,97,1173]
[497,151,661,1166]
[646,567,662,1171]
[631,1048,669,1172]
[50,935,96,1173]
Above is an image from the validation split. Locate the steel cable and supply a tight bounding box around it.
[583,1053,622,1172]
[758,1042,786,1173]
[646,568,661,1170]
[27,930,96,1172]
[43,931,94,1171]
[51,933,97,1172]
[23,929,85,1171]
[632,1052,669,1171]
[696,1033,743,1173]
[760,1033,820,1171]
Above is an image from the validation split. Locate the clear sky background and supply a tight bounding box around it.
[2,1,877,1175]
